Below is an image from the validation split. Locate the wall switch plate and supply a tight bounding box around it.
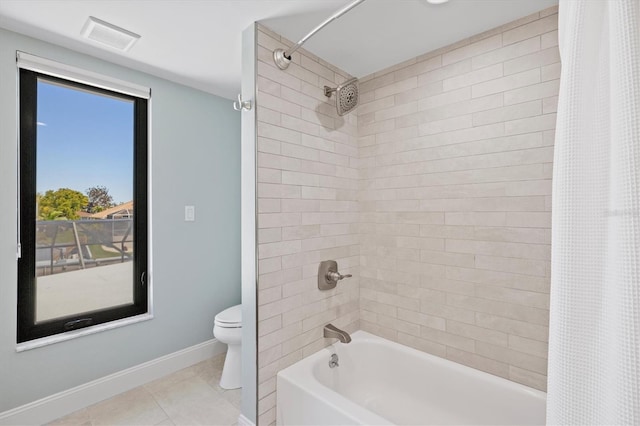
[185,205,195,222]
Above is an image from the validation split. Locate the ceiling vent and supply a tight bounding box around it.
[81,17,140,52]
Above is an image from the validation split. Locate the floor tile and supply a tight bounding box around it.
[218,389,242,410]
[87,387,168,426]
[47,355,240,426]
[144,365,199,395]
[47,408,92,426]
[150,377,239,426]
[189,354,226,386]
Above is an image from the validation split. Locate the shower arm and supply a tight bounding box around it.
[273,0,366,70]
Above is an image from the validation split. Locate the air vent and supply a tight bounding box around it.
[81,16,140,52]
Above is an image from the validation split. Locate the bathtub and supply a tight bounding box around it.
[277,331,546,425]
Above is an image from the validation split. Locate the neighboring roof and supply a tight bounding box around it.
[90,201,134,219]
[77,211,94,218]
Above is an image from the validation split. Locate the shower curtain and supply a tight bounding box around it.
[547,0,639,424]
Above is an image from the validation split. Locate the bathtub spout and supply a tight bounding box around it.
[324,324,351,343]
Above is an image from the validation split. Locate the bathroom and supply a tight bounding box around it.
[0,0,638,425]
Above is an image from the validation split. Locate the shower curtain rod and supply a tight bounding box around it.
[273,0,366,70]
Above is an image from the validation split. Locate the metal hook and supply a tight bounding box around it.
[233,94,252,111]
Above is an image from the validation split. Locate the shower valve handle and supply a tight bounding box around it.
[326,271,352,282]
[318,260,352,290]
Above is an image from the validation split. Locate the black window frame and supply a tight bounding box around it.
[17,68,149,343]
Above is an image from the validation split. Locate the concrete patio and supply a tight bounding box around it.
[36,262,133,322]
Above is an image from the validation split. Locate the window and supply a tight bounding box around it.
[17,58,149,344]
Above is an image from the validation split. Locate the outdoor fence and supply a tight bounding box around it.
[36,219,133,276]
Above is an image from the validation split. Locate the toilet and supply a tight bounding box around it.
[213,304,242,390]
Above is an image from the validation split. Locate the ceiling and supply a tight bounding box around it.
[0,0,558,100]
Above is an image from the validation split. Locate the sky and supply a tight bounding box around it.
[36,79,134,205]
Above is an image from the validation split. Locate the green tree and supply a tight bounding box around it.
[85,186,115,213]
[38,188,88,220]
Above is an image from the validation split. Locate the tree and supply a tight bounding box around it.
[85,186,115,213]
[38,188,88,220]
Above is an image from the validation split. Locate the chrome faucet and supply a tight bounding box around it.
[323,323,352,343]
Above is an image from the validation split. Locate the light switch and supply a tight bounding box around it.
[185,205,195,222]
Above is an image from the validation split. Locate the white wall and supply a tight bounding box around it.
[240,23,258,424]
[0,28,241,412]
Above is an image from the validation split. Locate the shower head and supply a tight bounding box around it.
[324,77,359,116]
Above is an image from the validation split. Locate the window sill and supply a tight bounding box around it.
[16,313,154,352]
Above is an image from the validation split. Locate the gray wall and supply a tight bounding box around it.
[0,28,241,412]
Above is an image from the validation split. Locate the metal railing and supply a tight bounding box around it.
[36,219,133,276]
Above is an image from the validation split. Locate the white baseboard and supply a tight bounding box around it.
[237,413,255,426]
[0,339,226,426]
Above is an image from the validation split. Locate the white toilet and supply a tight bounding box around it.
[213,304,242,390]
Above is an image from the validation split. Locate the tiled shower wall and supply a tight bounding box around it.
[255,25,360,425]
[357,8,558,391]
[256,6,559,424]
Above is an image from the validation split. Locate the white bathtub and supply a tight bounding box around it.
[277,331,546,425]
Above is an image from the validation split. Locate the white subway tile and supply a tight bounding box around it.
[503,47,560,75]
[446,266,549,294]
[475,312,548,342]
[472,36,541,70]
[357,96,396,116]
[419,59,473,86]
[393,55,442,81]
[504,79,560,105]
[446,347,510,378]
[446,320,508,346]
[446,239,550,260]
[421,325,475,352]
[442,35,502,66]
[259,257,281,275]
[541,63,561,81]
[472,100,542,126]
[258,240,302,259]
[472,69,540,98]
[443,63,504,92]
[476,342,547,375]
[475,254,549,277]
[258,122,301,144]
[476,284,549,310]
[374,77,418,99]
[506,212,552,228]
[375,102,418,122]
[258,212,301,229]
[418,87,472,110]
[505,114,556,135]
[258,167,282,184]
[300,54,335,81]
[419,114,473,136]
[541,30,559,49]
[509,366,547,391]
[256,15,557,394]
[259,228,282,244]
[258,198,281,213]
[502,14,558,46]
[398,332,447,357]
[508,334,549,358]
[542,96,558,114]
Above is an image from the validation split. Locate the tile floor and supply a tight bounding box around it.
[48,353,240,426]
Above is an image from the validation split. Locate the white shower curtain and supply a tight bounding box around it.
[547,0,640,424]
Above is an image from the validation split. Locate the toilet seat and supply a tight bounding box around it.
[215,304,242,328]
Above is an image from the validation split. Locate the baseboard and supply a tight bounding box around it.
[237,413,256,426]
[0,339,226,426]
